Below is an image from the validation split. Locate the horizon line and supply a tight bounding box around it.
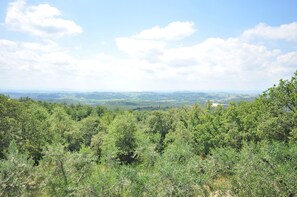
[0,88,262,94]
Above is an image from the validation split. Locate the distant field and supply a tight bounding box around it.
[0,91,258,110]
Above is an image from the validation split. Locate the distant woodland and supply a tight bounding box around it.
[0,72,296,196]
[2,91,257,110]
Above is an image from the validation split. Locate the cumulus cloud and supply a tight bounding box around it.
[114,22,294,78]
[115,21,196,58]
[277,51,297,66]
[135,37,294,88]
[160,38,280,71]
[1,21,297,91]
[135,21,196,40]
[115,37,166,57]
[5,0,82,38]
[242,22,297,42]
[0,39,76,74]
[112,22,297,90]
[0,38,147,90]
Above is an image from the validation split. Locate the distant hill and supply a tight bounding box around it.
[0,91,258,110]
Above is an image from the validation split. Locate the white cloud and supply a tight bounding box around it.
[1,21,297,91]
[0,38,147,90]
[115,37,166,58]
[0,39,74,72]
[277,51,297,67]
[134,37,292,90]
[115,21,195,58]
[160,38,280,71]
[111,22,297,90]
[242,22,297,42]
[135,21,196,40]
[5,0,82,38]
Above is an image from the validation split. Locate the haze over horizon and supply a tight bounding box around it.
[0,0,297,92]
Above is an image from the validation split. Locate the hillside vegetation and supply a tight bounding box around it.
[0,72,296,196]
[2,91,257,110]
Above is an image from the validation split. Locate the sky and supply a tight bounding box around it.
[0,0,297,92]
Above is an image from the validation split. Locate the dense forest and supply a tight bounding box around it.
[0,72,296,197]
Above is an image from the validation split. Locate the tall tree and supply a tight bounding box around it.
[101,112,138,164]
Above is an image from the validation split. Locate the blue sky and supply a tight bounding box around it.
[0,0,297,91]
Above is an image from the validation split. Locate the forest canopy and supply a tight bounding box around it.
[0,71,296,196]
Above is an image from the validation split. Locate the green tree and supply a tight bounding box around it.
[0,95,23,159]
[0,141,36,196]
[258,71,297,141]
[19,103,50,164]
[101,112,138,164]
[189,104,225,156]
[65,104,93,121]
[37,143,95,196]
[146,110,175,153]
[79,116,104,146]
[231,141,297,197]
[49,107,82,151]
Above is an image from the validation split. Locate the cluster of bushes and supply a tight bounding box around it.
[0,72,296,196]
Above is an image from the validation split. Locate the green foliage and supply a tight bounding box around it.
[0,71,296,196]
[146,110,175,153]
[65,104,93,121]
[19,103,50,164]
[231,141,297,196]
[258,71,297,141]
[79,116,104,146]
[188,104,225,156]
[153,145,210,196]
[101,112,139,164]
[0,96,23,159]
[37,143,95,196]
[0,141,36,196]
[208,147,238,177]
[49,107,83,151]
